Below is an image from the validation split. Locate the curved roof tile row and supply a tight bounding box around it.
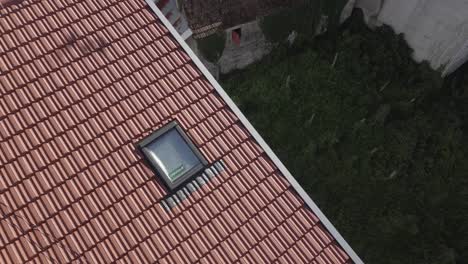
[0,0,359,263]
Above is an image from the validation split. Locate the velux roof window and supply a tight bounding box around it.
[138,121,207,190]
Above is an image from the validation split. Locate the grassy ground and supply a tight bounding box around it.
[221,12,468,264]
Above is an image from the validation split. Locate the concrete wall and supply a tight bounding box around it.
[356,0,468,75]
[186,20,272,78]
[218,21,273,74]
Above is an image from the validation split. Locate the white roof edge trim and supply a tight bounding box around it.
[180,28,193,40]
[144,1,364,263]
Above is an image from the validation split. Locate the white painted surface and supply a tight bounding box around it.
[444,37,468,75]
[356,0,468,75]
[188,21,272,76]
[218,21,273,74]
[145,0,364,263]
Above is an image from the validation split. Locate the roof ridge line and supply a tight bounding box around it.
[144,1,364,263]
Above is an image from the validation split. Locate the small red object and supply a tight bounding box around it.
[232,30,241,45]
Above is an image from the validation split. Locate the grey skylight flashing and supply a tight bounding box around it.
[166,197,176,209]
[187,183,196,193]
[196,176,206,186]
[160,160,226,211]
[177,189,187,201]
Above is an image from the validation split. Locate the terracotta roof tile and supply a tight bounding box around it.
[0,0,357,263]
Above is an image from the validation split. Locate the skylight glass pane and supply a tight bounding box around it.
[144,129,201,182]
[138,121,207,190]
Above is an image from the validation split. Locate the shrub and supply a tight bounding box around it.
[223,11,468,264]
[260,0,348,43]
[197,31,226,63]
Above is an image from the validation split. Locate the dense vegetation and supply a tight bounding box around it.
[197,32,226,63]
[222,12,468,264]
[260,0,347,43]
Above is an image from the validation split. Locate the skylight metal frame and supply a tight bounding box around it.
[137,120,207,190]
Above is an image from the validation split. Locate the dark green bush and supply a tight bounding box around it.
[260,0,348,43]
[223,11,468,264]
[197,31,226,63]
[260,7,299,43]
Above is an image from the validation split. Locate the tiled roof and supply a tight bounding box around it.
[0,0,358,263]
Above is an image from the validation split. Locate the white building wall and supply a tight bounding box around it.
[186,20,272,78]
[218,21,273,74]
[444,39,468,75]
[356,0,468,75]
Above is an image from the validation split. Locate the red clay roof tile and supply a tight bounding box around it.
[0,0,357,263]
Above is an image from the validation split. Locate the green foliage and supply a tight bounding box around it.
[260,7,298,43]
[197,32,226,63]
[223,11,468,264]
[260,0,347,43]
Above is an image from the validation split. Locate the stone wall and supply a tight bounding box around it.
[218,21,273,74]
[187,20,273,77]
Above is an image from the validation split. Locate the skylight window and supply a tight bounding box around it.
[138,121,207,190]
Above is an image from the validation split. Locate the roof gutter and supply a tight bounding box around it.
[144,1,364,263]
